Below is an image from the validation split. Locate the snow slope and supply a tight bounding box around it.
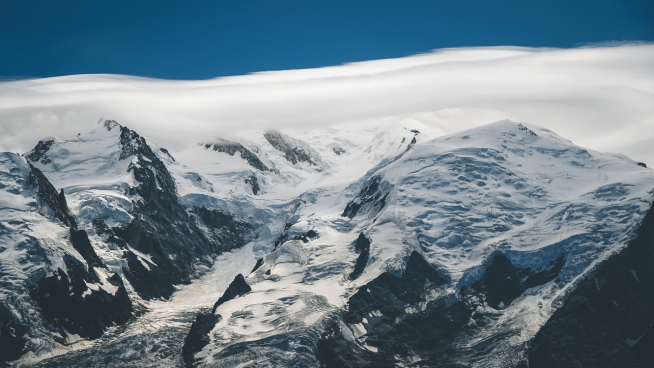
[3,119,654,367]
[180,120,654,367]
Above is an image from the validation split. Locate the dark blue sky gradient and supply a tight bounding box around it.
[1,0,653,80]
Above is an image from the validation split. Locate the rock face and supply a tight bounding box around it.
[349,233,371,280]
[211,274,251,313]
[464,253,564,310]
[528,203,654,368]
[192,206,256,250]
[28,259,133,340]
[1,121,256,365]
[24,139,54,164]
[26,161,134,339]
[26,163,76,228]
[93,124,253,300]
[244,174,260,195]
[341,177,390,219]
[182,274,251,366]
[0,305,28,363]
[263,131,319,167]
[204,140,271,172]
[317,250,566,367]
[0,152,134,365]
[317,252,448,367]
[182,312,222,367]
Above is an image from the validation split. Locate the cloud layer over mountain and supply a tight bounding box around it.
[1,44,653,163]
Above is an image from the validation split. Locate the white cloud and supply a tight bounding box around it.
[0,44,653,164]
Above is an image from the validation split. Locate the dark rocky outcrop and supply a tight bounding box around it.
[105,208,213,300]
[212,274,251,314]
[318,250,565,367]
[291,229,319,244]
[333,147,346,156]
[349,233,371,280]
[272,225,318,252]
[159,147,175,162]
[191,206,256,250]
[517,123,538,136]
[522,255,565,290]
[27,164,105,270]
[25,139,54,164]
[69,228,104,270]
[342,177,390,219]
[273,222,294,249]
[0,306,28,363]
[182,312,222,367]
[17,154,134,361]
[204,140,270,172]
[182,274,251,367]
[463,254,564,309]
[120,248,176,300]
[26,164,75,228]
[528,203,654,368]
[98,125,253,300]
[250,258,265,274]
[29,257,132,341]
[263,131,317,166]
[318,251,451,368]
[244,174,260,195]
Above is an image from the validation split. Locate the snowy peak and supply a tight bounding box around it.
[173,120,654,367]
[5,119,654,367]
[24,138,55,164]
[358,120,653,277]
[0,152,133,361]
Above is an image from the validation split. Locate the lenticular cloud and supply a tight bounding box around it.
[0,44,653,164]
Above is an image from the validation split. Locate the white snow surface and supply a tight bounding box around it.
[4,119,654,366]
[0,152,124,360]
[190,120,654,366]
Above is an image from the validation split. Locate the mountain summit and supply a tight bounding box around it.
[1,120,653,367]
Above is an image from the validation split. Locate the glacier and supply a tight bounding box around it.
[1,118,654,367]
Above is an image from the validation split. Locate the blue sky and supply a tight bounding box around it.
[1,0,653,80]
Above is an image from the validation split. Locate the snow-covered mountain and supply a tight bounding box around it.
[1,119,654,367]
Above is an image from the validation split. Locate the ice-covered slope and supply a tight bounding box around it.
[182,121,654,367]
[3,119,654,367]
[3,120,260,365]
[3,118,430,365]
[0,152,132,363]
